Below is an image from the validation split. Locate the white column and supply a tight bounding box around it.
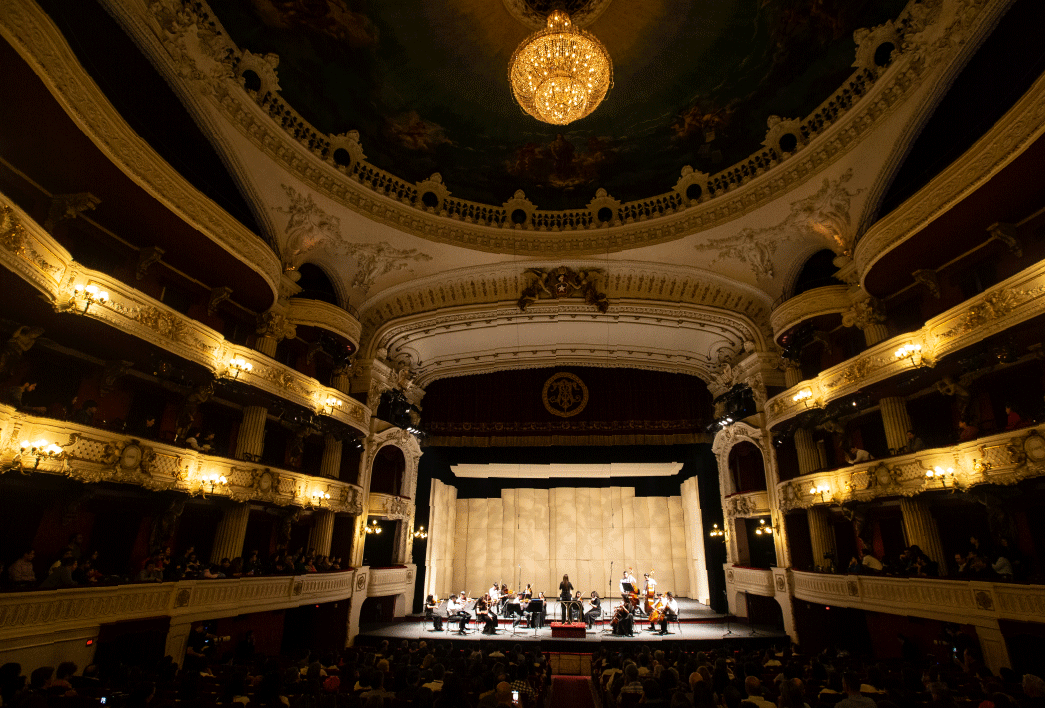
[807,506,835,571]
[254,335,279,358]
[783,360,803,388]
[346,567,369,646]
[900,496,946,575]
[816,439,829,470]
[975,621,1012,675]
[862,323,889,347]
[320,434,343,479]
[235,406,268,460]
[311,509,335,557]
[880,396,913,454]
[211,503,250,563]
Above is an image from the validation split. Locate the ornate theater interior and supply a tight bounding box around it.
[2,0,1045,699]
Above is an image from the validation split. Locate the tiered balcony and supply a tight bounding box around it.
[791,570,1045,626]
[0,571,358,645]
[367,565,416,599]
[724,565,776,598]
[775,422,1045,510]
[764,258,1045,429]
[0,193,369,434]
[0,405,365,514]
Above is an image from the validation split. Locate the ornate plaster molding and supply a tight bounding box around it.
[0,0,282,299]
[0,195,370,434]
[775,423,1045,514]
[500,0,614,30]
[285,296,361,347]
[765,256,1045,429]
[855,57,1045,282]
[93,0,1005,256]
[357,259,774,348]
[770,285,851,341]
[366,300,768,387]
[0,406,365,514]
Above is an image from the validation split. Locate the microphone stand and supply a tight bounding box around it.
[721,588,735,637]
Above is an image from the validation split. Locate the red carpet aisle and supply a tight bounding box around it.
[549,676,598,708]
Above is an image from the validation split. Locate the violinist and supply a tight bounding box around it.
[477,593,497,635]
[520,583,533,601]
[533,591,547,628]
[488,582,500,604]
[424,594,444,631]
[584,590,602,629]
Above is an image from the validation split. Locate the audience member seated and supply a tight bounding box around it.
[845,446,873,464]
[40,556,77,589]
[903,430,927,454]
[72,400,98,426]
[131,415,159,439]
[7,549,36,588]
[1004,405,1024,430]
[136,561,164,583]
[3,379,47,414]
[958,420,979,442]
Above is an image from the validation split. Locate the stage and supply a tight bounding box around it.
[355,598,787,651]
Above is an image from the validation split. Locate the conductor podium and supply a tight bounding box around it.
[549,621,586,638]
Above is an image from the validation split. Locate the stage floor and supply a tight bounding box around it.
[356,598,787,649]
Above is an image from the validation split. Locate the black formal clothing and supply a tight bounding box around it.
[584,597,602,628]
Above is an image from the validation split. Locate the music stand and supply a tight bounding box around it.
[524,600,544,637]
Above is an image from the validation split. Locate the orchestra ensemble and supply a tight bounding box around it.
[423,569,679,637]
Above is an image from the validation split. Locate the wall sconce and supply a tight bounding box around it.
[809,483,830,501]
[323,396,342,415]
[413,525,428,540]
[792,389,814,407]
[365,519,383,535]
[894,343,923,366]
[200,471,228,495]
[709,523,725,539]
[226,356,254,379]
[11,439,64,471]
[72,283,109,314]
[925,466,960,489]
[754,518,774,535]
[311,488,332,506]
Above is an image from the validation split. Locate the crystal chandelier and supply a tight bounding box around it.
[508,10,613,125]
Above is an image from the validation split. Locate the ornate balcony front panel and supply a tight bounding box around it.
[367,492,414,520]
[770,285,850,341]
[366,565,415,598]
[0,406,365,514]
[724,565,775,597]
[0,572,356,643]
[286,297,361,349]
[775,423,1045,511]
[791,570,1045,627]
[724,490,771,518]
[765,259,1045,429]
[0,194,369,434]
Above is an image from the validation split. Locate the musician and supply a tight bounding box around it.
[611,602,634,636]
[619,570,637,599]
[647,593,665,632]
[654,592,679,635]
[488,582,500,604]
[569,590,583,622]
[644,572,657,597]
[584,591,602,629]
[503,592,522,619]
[558,574,574,622]
[520,583,533,601]
[424,594,444,631]
[477,593,498,635]
[533,591,547,629]
[447,592,471,634]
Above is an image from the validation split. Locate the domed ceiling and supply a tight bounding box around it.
[208,0,905,209]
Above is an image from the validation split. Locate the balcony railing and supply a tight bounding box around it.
[770,284,850,341]
[0,571,357,643]
[791,569,1045,626]
[286,296,361,347]
[367,492,414,519]
[0,405,365,514]
[0,193,370,434]
[367,565,415,598]
[775,422,1045,511]
[765,257,1045,429]
[724,565,775,597]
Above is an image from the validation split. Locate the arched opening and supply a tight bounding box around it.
[332,148,352,168]
[241,70,261,93]
[685,183,702,200]
[420,191,439,209]
[874,42,895,68]
[511,209,528,225]
[792,249,842,297]
[370,446,406,496]
[597,206,613,223]
[778,133,798,154]
[728,441,767,493]
[296,263,339,305]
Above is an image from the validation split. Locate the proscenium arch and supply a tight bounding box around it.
[364,300,770,388]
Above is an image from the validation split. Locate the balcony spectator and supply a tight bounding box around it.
[860,550,883,573]
[958,419,979,442]
[185,429,214,452]
[136,561,164,583]
[8,549,36,587]
[219,557,233,576]
[202,564,225,579]
[914,553,939,577]
[992,554,1014,578]
[63,533,84,562]
[4,378,46,414]
[229,557,244,577]
[184,552,201,578]
[40,556,77,589]
[131,415,158,439]
[904,430,926,454]
[954,553,971,576]
[997,538,1025,580]
[72,400,98,426]
[74,551,103,584]
[243,550,261,576]
[1005,404,1024,430]
[844,446,873,465]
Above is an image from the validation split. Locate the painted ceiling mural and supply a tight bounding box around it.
[212,0,906,209]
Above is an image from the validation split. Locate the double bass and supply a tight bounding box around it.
[643,570,657,614]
